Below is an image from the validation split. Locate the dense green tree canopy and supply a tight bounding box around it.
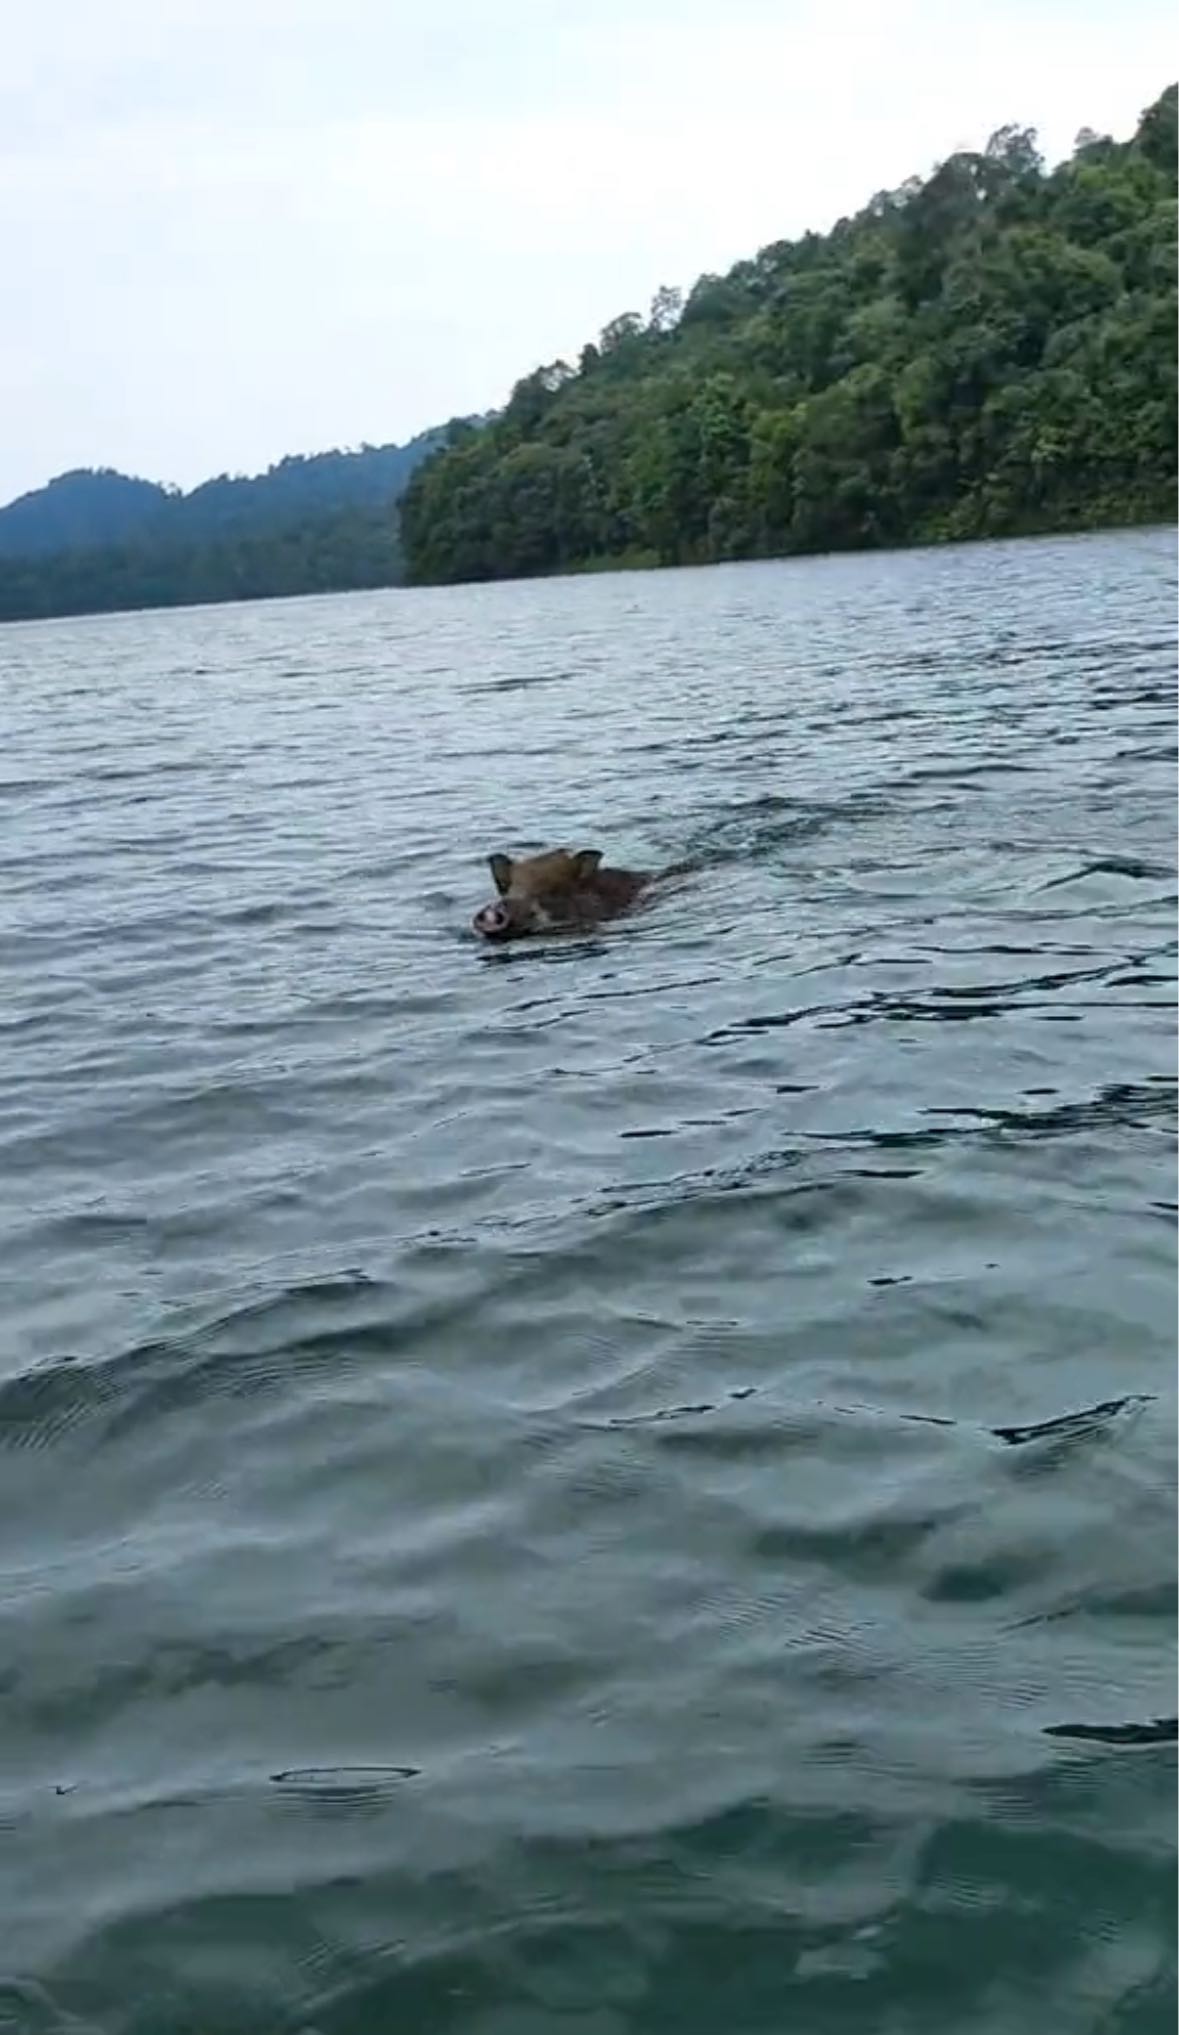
[402,87,1176,585]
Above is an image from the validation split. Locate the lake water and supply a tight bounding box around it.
[0,526,1175,2035]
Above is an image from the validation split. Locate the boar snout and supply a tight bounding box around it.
[473,900,511,939]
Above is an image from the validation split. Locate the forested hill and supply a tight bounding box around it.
[0,469,170,557]
[402,85,1177,586]
[0,426,474,623]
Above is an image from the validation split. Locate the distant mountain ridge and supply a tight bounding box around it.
[0,469,169,557]
[0,419,491,623]
[0,428,454,561]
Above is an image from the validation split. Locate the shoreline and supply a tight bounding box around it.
[1,508,1172,629]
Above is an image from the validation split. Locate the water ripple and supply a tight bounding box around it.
[0,527,1173,2033]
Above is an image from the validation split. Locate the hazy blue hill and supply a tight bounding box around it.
[0,429,454,561]
[0,468,170,558]
[0,421,487,622]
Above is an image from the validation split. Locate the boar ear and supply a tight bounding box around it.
[488,853,513,894]
[571,849,603,880]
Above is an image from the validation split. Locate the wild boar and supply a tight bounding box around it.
[472,848,652,941]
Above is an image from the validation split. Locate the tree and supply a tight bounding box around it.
[598,313,644,353]
[985,124,1044,180]
[1137,83,1177,174]
[649,285,683,333]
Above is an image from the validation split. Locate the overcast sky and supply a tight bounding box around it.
[1,0,1173,504]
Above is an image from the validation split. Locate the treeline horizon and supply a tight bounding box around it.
[402,85,1176,585]
[1,85,1174,623]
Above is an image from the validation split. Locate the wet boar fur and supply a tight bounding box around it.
[478,848,650,939]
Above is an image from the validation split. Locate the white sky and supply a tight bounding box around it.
[1,0,1173,504]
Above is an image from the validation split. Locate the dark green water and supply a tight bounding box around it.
[1,527,1175,2035]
